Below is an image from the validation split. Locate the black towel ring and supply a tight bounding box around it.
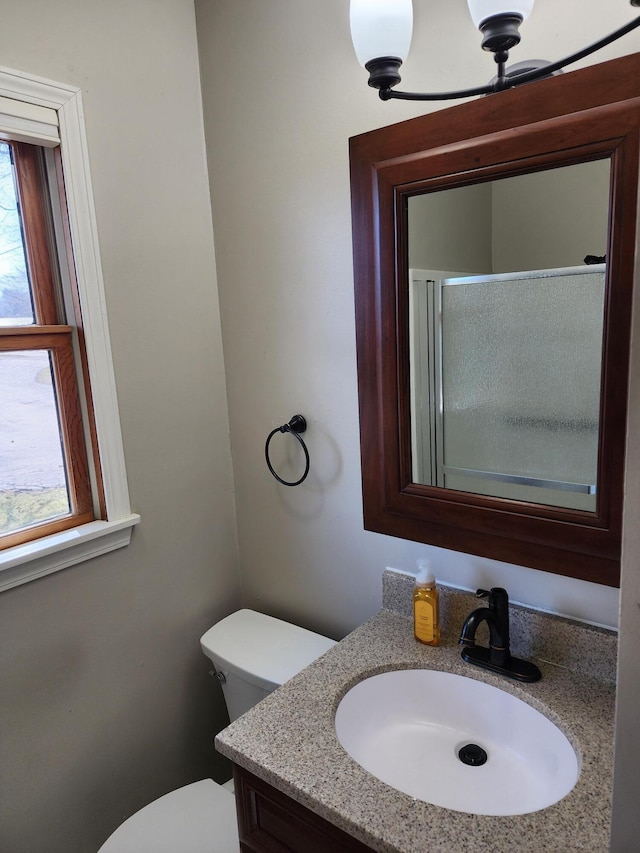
[265,415,310,486]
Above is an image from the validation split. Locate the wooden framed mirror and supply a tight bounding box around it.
[350,53,640,587]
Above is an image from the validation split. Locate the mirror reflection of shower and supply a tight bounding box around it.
[408,159,610,512]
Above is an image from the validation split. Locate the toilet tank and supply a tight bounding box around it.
[200,609,336,722]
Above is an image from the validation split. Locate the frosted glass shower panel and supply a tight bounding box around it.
[437,266,605,510]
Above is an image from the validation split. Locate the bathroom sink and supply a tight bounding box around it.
[334,669,579,816]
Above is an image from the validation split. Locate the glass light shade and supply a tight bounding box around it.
[350,0,413,68]
[466,0,534,28]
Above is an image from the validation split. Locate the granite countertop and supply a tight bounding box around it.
[215,605,615,852]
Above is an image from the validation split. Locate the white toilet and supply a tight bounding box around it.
[98,609,335,852]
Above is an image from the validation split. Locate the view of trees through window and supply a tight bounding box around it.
[0,141,72,537]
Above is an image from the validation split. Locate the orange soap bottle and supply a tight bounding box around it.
[413,559,440,646]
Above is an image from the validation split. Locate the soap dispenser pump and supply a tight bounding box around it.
[413,559,440,646]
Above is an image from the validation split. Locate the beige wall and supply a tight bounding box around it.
[408,159,609,275]
[492,160,610,271]
[196,1,640,847]
[409,183,493,272]
[195,0,636,636]
[2,0,640,850]
[0,2,240,852]
[612,233,640,847]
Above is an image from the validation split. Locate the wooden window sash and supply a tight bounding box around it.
[52,147,106,518]
[10,142,58,325]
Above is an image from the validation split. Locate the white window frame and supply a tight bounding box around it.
[0,65,139,591]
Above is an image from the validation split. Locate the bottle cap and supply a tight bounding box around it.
[415,558,435,586]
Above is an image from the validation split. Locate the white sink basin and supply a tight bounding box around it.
[334,669,579,816]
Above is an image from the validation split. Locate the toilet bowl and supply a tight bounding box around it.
[98,609,335,852]
[97,780,238,853]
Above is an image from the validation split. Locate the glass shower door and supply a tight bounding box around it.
[435,265,605,511]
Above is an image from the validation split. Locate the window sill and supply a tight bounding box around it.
[0,514,141,592]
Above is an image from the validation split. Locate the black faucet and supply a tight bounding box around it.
[459,588,542,683]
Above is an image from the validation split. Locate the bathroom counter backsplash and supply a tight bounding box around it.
[216,576,616,853]
[383,567,618,683]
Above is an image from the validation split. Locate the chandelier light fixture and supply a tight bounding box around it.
[350,0,640,101]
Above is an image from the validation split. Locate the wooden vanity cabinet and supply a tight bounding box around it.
[233,764,375,852]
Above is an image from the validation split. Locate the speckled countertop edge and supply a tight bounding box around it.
[215,608,615,853]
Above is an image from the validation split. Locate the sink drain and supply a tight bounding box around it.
[458,743,488,766]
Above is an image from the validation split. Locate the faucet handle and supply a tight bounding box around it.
[476,588,510,615]
[476,587,508,601]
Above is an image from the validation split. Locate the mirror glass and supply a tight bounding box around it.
[408,159,610,512]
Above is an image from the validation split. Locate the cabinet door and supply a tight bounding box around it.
[233,765,374,853]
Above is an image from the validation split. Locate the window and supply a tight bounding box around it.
[0,66,138,591]
[1,140,95,547]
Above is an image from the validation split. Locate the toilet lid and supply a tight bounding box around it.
[98,780,239,853]
[200,609,336,691]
